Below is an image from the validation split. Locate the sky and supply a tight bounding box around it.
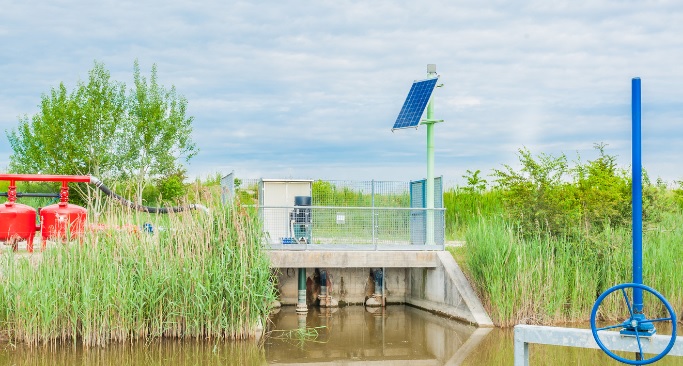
[1,0,683,187]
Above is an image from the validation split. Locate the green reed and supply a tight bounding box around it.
[464,211,683,326]
[443,188,503,240]
[0,198,276,347]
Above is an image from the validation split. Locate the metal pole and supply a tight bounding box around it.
[425,65,437,246]
[372,180,376,249]
[296,268,308,313]
[632,77,643,313]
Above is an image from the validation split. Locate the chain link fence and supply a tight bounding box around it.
[233,179,444,249]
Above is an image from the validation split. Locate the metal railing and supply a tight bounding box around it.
[257,205,446,250]
[514,325,683,366]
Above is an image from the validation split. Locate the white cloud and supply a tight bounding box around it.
[1,0,683,184]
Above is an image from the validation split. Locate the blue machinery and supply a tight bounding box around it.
[290,196,312,244]
[589,78,677,365]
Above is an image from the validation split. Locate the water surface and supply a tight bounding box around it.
[2,305,682,365]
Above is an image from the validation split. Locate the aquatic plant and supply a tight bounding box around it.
[268,326,327,349]
[0,198,276,347]
[463,210,683,327]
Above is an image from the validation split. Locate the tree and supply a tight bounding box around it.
[5,60,197,204]
[156,168,188,203]
[6,62,126,179]
[124,60,197,203]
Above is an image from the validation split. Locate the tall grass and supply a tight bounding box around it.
[443,188,503,240]
[447,147,683,326]
[0,198,276,347]
[464,211,683,326]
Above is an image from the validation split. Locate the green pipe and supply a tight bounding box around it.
[297,268,307,312]
[425,66,437,245]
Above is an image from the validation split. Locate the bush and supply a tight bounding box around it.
[492,144,670,241]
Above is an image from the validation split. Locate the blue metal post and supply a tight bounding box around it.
[632,77,643,313]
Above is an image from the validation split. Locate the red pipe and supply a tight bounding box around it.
[1,174,209,213]
[0,174,91,183]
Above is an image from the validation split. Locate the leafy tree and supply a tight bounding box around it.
[156,168,188,203]
[5,60,197,204]
[124,60,197,203]
[6,62,126,180]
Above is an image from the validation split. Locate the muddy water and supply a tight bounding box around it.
[1,305,682,365]
[265,305,479,365]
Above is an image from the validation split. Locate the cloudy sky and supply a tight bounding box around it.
[1,0,682,186]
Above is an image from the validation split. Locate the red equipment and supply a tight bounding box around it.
[0,174,90,252]
[1,173,206,252]
[40,203,87,243]
[0,202,37,251]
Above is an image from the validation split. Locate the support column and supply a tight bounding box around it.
[318,268,338,308]
[296,268,308,313]
[366,268,384,307]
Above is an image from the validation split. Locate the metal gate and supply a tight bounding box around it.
[410,177,444,245]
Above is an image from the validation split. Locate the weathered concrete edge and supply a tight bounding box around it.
[402,251,494,327]
[405,298,477,325]
[267,250,439,268]
[436,251,494,327]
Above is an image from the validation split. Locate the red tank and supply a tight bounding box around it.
[0,202,37,252]
[40,203,87,242]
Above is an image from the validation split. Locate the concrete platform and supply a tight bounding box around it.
[268,250,440,268]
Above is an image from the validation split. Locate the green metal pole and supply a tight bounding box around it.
[425,65,437,245]
[296,268,307,313]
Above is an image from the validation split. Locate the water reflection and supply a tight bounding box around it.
[2,307,682,365]
[265,305,488,365]
[0,305,487,366]
[0,340,266,366]
[458,324,683,366]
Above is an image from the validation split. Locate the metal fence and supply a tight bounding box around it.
[234,179,445,250]
[259,205,445,250]
[238,179,411,208]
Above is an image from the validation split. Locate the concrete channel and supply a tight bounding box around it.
[268,250,494,327]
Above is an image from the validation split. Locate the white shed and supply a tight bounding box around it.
[258,179,313,244]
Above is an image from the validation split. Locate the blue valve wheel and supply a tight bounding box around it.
[590,283,677,365]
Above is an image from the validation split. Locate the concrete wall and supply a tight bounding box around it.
[270,250,493,327]
[405,251,492,326]
[276,267,407,305]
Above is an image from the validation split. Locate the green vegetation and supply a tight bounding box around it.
[0,198,276,347]
[312,180,409,207]
[444,187,503,240]
[5,60,197,205]
[269,326,327,349]
[448,145,683,326]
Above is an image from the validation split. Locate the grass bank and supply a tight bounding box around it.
[445,147,683,327]
[462,211,683,327]
[0,200,276,347]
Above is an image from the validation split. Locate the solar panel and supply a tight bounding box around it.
[392,77,439,130]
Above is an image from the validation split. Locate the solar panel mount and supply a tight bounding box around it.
[391,77,439,131]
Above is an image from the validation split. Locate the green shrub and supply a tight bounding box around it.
[491,144,671,241]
